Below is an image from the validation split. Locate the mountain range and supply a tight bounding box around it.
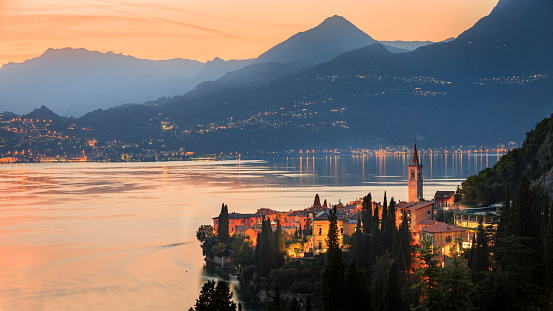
[0,15,406,117]
[2,0,553,154]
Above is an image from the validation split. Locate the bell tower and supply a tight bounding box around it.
[408,142,423,202]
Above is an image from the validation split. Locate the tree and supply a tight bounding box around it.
[352,217,368,271]
[218,203,230,243]
[191,279,237,311]
[393,210,411,272]
[382,192,388,226]
[371,282,384,311]
[275,219,285,268]
[197,225,214,243]
[304,217,312,236]
[383,197,396,252]
[313,194,321,207]
[362,193,373,234]
[412,237,441,311]
[211,243,227,258]
[469,218,489,282]
[439,246,473,311]
[289,297,301,311]
[230,234,255,267]
[321,206,344,311]
[476,235,542,310]
[384,262,403,311]
[344,259,370,310]
[256,218,275,277]
[454,185,462,203]
[267,272,284,311]
[305,295,312,311]
[496,184,510,243]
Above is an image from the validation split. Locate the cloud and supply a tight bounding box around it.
[150,16,242,39]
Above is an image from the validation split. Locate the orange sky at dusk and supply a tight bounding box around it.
[0,0,499,66]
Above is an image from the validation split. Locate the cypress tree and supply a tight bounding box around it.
[382,192,388,226]
[383,197,396,252]
[383,262,403,311]
[371,282,384,311]
[496,185,510,243]
[314,194,321,207]
[507,174,531,237]
[192,279,237,311]
[373,205,380,230]
[352,216,368,271]
[369,224,382,267]
[362,193,373,234]
[470,218,489,282]
[255,217,264,274]
[388,198,397,231]
[321,207,344,311]
[218,203,230,243]
[257,218,275,277]
[467,234,476,269]
[305,295,312,311]
[275,219,285,268]
[401,211,411,270]
[266,219,276,271]
[344,259,370,310]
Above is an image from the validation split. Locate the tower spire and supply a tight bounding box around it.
[412,142,419,165]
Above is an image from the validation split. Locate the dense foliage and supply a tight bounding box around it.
[461,113,553,206]
[189,279,237,311]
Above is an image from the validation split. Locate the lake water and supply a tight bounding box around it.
[0,152,502,310]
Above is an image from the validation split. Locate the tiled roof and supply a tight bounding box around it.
[397,201,434,211]
[419,219,438,226]
[422,222,465,234]
[434,191,455,200]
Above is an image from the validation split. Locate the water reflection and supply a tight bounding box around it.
[0,153,503,310]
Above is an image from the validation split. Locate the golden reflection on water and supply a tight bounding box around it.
[0,155,502,310]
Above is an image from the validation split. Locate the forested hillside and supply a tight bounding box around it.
[461,113,553,206]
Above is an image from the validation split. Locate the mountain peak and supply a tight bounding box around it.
[314,15,361,32]
[24,105,61,120]
[254,15,377,65]
[321,15,349,24]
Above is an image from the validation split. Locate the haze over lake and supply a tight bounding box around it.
[0,153,502,310]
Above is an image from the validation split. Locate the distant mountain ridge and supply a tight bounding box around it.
[253,15,407,65]
[380,38,455,51]
[0,48,250,117]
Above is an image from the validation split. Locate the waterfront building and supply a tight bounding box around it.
[418,221,465,263]
[434,191,455,209]
[312,210,358,255]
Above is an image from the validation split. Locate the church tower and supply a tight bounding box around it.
[408,143,423,202]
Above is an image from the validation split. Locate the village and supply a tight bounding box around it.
[210,143,500,266]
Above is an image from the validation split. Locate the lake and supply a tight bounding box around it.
[0,152,502,310]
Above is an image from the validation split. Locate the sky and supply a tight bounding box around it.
[0,0,499,66]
